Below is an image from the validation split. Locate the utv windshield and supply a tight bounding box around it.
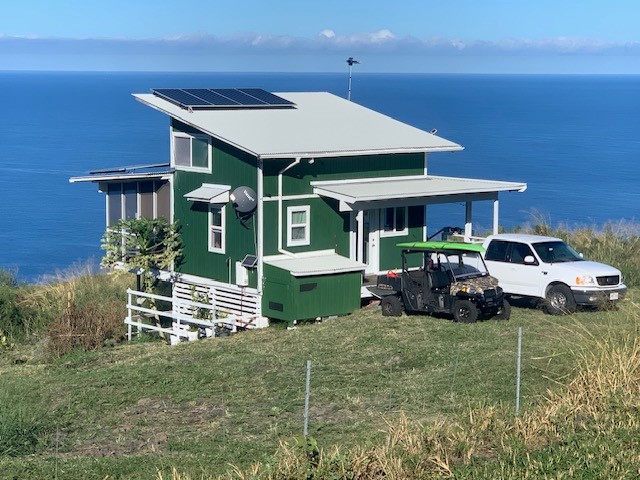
[532,241,583,263]
[437,251,489,280]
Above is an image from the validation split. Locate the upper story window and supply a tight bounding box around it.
[380,207,408,237]
[172,131,211,172]
[287,205,310,247]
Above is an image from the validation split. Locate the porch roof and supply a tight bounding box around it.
[264,250,366,277]
[311,175,527,209]
[134,92,463,159]
[184,183,231,203]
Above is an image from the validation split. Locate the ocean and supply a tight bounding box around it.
[1,72,639,281]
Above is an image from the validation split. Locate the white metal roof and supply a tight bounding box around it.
[264,250,365,277]
[134,92,463,159]
[312,175,527,206]
[184,183,231,203]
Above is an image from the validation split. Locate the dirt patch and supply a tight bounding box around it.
[64,396,227,457]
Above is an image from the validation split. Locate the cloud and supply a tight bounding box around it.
[1,30,639,58]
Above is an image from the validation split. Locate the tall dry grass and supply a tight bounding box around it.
[1,265,134,356]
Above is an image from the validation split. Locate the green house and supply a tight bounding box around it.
[71,88,526,329]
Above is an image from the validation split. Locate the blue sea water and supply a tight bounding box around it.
[1,72,639,281]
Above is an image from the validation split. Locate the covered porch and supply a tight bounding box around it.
[312,174,527,279]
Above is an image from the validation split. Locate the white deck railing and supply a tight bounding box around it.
[125,288,261,345]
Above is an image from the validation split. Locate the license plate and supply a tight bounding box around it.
[610,292,619,300]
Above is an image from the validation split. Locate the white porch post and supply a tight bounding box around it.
[493,198,500,235]
[423,204,428,241]
[465,201,473,240]
[356,210,364,262]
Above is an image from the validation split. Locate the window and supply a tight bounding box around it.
[380,207,408,237]
[208,205,225,253]
[106,180,170,226]
[287,205,310,246]
[485,240,510,262]
[532,241,583,263]
[509,243,537,265]
[173,132,211,172]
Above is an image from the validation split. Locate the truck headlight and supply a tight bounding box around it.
[575,275,595,286]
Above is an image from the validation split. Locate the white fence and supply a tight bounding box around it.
[125,287,265,345]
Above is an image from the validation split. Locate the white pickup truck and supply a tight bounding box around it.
[481,233,627,314]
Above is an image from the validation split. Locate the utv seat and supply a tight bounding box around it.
[430,270,450,292]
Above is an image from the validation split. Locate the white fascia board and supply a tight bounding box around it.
[258,145,464,160]
[69,172,173,183]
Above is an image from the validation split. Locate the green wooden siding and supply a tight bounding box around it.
[172,120,259,287]
[263,153,425,197]
[262,264,362,323]
[262,153,425,262]
[262,197,351,257]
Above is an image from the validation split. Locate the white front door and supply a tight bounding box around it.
[354,210,380,275]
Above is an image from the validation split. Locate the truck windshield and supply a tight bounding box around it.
[532,241,583,263]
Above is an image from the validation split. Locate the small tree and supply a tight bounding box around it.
[101,217,182,292]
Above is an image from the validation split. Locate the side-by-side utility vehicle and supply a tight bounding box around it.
[372,242,510,323]
[482,234,627,314]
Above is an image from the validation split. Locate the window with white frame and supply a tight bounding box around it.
[173,131,211,172]
[208,205,226,253]
[380,207,408,237]
[287,205,310,246]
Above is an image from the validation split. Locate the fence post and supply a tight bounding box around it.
[303,360,311,437]
[127,290,133,341]
[515,326,522,416]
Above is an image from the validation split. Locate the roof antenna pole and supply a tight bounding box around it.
[346,57,360,101]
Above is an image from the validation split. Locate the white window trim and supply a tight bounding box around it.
[380,206,409,238]
[208,205,226,254]
[287,205,310,247]
[172,130,212,173]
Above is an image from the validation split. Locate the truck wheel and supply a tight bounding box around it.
[453,299,478,323]
[495,299,511,320]
[545,284,576,315]
[381,295,403,317]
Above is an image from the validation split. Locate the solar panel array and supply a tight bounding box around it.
[152,88,295,110]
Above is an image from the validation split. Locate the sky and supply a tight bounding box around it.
[1,0,640,73]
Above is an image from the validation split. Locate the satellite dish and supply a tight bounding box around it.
[230,186,257,214]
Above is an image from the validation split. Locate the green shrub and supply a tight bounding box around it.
[0,276,24,340]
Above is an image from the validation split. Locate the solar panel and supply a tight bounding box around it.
[153,89,211,107]
[151,88,295,110]
[240,254,259,269]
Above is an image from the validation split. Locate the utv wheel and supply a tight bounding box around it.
[381,295,403,317]
[453,299,478,323]
[544,284,576,315]
[495,299,511,320]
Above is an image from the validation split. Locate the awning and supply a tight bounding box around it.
[311,175,527,211]
[264,250,365,277]
[69,164,174,183]
[184,183,231,203]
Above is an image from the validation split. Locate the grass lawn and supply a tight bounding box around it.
[0,290,637,479]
